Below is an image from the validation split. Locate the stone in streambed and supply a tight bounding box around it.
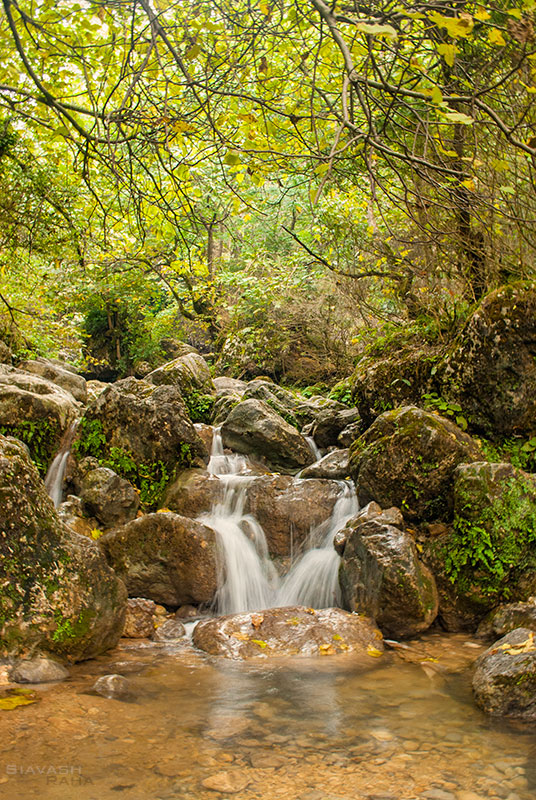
[92,673,131,700]
[201,771,250,793]
[79,465,139,527]
[151,618,186,641]
[299,449,349,480]
[9,657,70,683]
[477,599,536,640]
[123,597,158,638]
[193,606,383,659]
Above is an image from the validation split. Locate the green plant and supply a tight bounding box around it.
[422,393,468,431]
[184,392,215,424]
[0,419,60,475]
[328,378,353,407]
[480,436,536,474]
[72,418,106,460]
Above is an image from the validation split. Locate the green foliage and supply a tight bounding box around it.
[72,418,106,460]
[52,609,93,644]
[184,392,215,424]
[0,419,59,475]
[445,477,536,598]
[422,393,469,431]
[328,378,353,407]
[480,435,536,474]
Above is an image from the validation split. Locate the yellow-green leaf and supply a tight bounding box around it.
[488,29,506,46]
[367,645,383,658]
[437,43,458,67]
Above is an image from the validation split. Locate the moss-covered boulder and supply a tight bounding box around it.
[146,352,215,422]
[442,282,536,439]
[242,379,342,430]
[431,463,536,629]
[99,512,218,607]
[72,377,207,508]
[0,365,79,475]
[0,435,127,661]
[477,600,536,641]
[339,505,438,638]
[472,628,536,720]
[221,399,314,474]
[348,405,483,522]
[79,465,140,528]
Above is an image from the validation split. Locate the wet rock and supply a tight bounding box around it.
[221,399,314,473]
[0,435,127,661]
[0,365,79,473]
[334,503,403,556]
[146,352,214,395]
[426,463,536,630]
[151,618,186,641]
[339,512,438,638]
[337,422,361,448]
[123,598,158,638]
[73,378,207,503]
[477,600,536,640]
[194,423,214,454]
[18,357,87,403]
[175,605,199,619]
[57,495,99,538]
[442,282,536,439]
[243,475,342,556]
[79,466,139,528]
[163,469,224,517]
[309,406,360,449]
[299,449,349,480]
[9,657,70,683]
[100,512,218,607]
[472,628,536,720]
[201,771,250,794]
[193,606,384,659]
[92,673,131,700]
[212,393,242,425]
[348,405,483,522]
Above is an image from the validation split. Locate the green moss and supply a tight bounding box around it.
[51,608,95,643]
[445,475,536,598]
[0,419,60,475]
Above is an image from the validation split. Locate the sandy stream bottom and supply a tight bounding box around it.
[0,632,535,800]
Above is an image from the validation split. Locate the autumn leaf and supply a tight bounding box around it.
[366,645,383,658]
[251,614,264,629]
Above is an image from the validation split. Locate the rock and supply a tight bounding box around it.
[0,365,79,474]
[212,394,242,425]
[146,352,214,396]
[337,422,361,448]
[221,399,314,473]
[123,598,158,638]
[9,657,69,683]
[175,605,199,619]
[194,423,214,454]
[92,673,130,700]
[213,377,247,396]
[0,341,11,364]
[151,618,186,641]
[472,628,536,720]
[339,512,438,638]
[352,348,440,431]
[193,606,384,659]
[18,358,87,403]
[348,405,483,521]
[309,406,360,449]
[0,434,127,661]
[242,475,343,556]
[99,512,218,607]
[79,466,139,528]
[333,503,403,556]
[442,282,536,439]
[86,379,108,403]
[57,495,99,538]
[73,377,207,507]
[478,600,536,640]
[163,469,224,517]
[201,771,250,794]
[428,462,536,629]
[299,449,349,480]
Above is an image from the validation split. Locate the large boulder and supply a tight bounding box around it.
[442,283,536,439]
[299,449,349,480]
[242,380,340,429]
[193,606,384,659]
[163,470,224,517]
[221,399,314,473]
[79,466,140,528]
[146,352,214,396]
[428,462,536,630]
[477,600,536,641]
[339,505,438,637]
[348,405,483,521]
[99,512,218,607]
[0,365,78,474]
[243,475,343,557]
[472,628,536,720]
[0,435,127,661]
[308,406,360,449]
[18,358,87,403]
[72,378,207,507]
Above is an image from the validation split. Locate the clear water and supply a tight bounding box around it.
[1,633,535,800]
[44,422,78,508]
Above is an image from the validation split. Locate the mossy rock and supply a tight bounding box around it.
[0,435,127,661]
[348,405,483,522]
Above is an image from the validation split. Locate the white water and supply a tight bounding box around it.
[199,429,358,615]
[44,421,78,508]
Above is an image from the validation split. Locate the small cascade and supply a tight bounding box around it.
[199,428,359,615]
[198,430,279,614]
[44,421,78,508]
[277,482,358,609]
[304,435,322,463]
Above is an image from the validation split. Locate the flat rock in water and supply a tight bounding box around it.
[9,657,69,684]
[92,674,130,700]
[201,771,250,793]
[151,618,186,641]
[299,449,349,480]
[193,606,383,659]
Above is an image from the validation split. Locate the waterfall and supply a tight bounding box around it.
[44,421,78,508]
[199,429,358,615]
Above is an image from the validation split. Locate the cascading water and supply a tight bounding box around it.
[44,421,78,508]
[199,428,358,615]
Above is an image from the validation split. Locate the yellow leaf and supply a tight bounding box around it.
[251,614,264,629]
[475,7,491,21]
[0,690,38,711]
[437,43,458,67]
[461,178,476,190]
[488,29,506,46]
[319,643,336,656]
[367,645,383,658]
[251,639,267,649]
[498,632,535,655]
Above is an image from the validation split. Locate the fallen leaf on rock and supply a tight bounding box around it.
[232,632,250,641]
[251,639,267,649]
[319,644,336,656]
[498,632,536,655]
[0,689,38,711]
[251,614,264,629]
[366,645,383,658]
